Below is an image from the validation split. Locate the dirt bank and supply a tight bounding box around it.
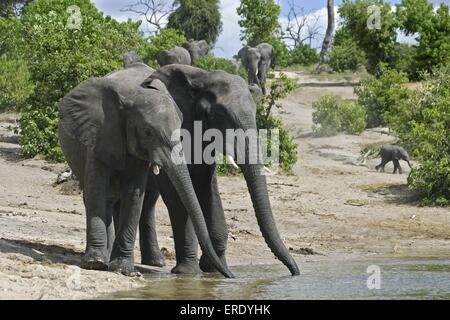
[0,76,448,299]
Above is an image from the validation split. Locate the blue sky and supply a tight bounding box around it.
[91,0,450,58]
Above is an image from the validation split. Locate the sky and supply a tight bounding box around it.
[92,0,450,58]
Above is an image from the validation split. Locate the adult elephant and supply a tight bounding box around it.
[157,46,192,67]
[238,43,273,95]
[58,63,233,278]
[182,40,209,63]
[139,65,300,276]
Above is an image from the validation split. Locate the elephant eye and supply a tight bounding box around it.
[144,129,152,137]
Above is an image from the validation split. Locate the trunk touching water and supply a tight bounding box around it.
[165,164,234,278]
[241,164,300,276]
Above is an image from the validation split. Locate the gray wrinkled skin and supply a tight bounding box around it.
[157,46,192,67]
[238,43,273,95]
[139,65,300,277]
[122,51,143,68]
[182,40,210,62]
[376,144,412,174]
[58,60,233,278]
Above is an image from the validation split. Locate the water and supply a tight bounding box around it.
[104,258,450,300]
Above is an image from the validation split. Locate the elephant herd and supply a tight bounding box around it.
[58,43,298,278]
[156,40,274,96]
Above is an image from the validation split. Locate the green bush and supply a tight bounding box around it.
[0,55,33,110]
[143,28,187,68]
[329,38,367,72]
[390,67,450,205]
[18,0,145,161]
[193,54,247,79]
[288,43,320,67]
[354,64,410,128]
[312,94,367,136]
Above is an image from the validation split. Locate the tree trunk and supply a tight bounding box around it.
[319,0,335,64]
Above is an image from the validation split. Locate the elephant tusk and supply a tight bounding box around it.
[153,165,161,176]
[226,155,239,169]
[264,166,272,174]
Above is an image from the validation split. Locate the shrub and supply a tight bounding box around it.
[354,64,410,128]
[143,28,187,68]
[312,94,367,136]
[0,55,33,111]
[193,55,247,79]
[329,38,367,72]
[288,43,320,67]
[390,67,450,205]
[18,0,145,161]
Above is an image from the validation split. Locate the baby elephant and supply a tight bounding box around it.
[376,144,412,174]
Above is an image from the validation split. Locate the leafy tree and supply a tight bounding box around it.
[413,4,450,75]
[143,28,187,67]
[167,0,222,45]
[355,64,410,128]
[193,54,247,79]
[0,0,32,17]
[329,37,367,72]
[388,67,450,206]
[237,0,281,46]
[0,55,33,111]
[18,0,144,161]
[396,0,434,35]
[338,0,398,74]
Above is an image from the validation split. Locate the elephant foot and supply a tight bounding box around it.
[171,259,202,275]
[81,248,109,271]
[109,257,141,277]
[141,250,166,268]
[199,254,228,273]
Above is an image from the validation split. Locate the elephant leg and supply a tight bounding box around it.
[393,159,400,174]
[198,170,229,273]
[139,187,166,267]
[81,151,111,270]
[109,159,149,275]
[157,172,201,274]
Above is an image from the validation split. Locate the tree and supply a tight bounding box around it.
[338,0,398,74]
[167,0,222,45]
[0,0,32,17]
[121,0,177,34]
[282,0,323,48]
[18,0,145,160]
[319,0,335,64]
[237,0,281,46]
[396,0,434,35]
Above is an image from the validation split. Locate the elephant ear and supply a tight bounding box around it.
[393,147,402,160]
[59,77,126,171]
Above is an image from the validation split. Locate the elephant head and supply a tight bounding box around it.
[59,75,234,278]
[238,46,262,88]
[142,65,300,276]
[393,146,412,168]
[183,40,210,62]
[123,51,143,68]
[157,47,192,67]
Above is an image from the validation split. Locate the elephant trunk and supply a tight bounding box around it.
[165,163,234,278]
[240,164,300,276]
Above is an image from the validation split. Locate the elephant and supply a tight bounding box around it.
[122,51,143,68]
[238,43,273,95]
[138,64,300,276]
[157,46,192,67]
[57,63,234,278]
[182,40,210,63]
[375,144,412,174]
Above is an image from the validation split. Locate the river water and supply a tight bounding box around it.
[104,258,450,300]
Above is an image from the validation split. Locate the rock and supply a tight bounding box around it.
[56,169,73,184]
